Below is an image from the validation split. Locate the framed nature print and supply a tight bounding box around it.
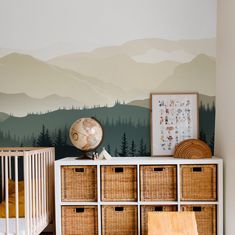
[151,93,199,156]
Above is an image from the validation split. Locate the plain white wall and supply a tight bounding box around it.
[216,0,235,234]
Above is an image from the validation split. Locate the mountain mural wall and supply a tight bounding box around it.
[0,38,216,158]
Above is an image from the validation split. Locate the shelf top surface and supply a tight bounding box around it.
[55,156,223,165]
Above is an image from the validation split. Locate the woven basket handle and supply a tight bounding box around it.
[115,167,124,173]
[193,206,202,212]
[115,207,124,211]
[154,167,164,172]
[192,167,202,172]
[75,208,85,213]
[74,168,85,173]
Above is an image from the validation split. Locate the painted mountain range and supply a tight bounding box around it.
[0,38,215,117]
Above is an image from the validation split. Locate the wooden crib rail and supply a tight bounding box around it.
[0,147,52,156]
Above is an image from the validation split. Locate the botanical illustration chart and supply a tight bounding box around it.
[151,94,198,156]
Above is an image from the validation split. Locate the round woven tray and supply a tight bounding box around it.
[174,139,212,159]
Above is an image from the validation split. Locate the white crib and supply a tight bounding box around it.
[0,147,55,235]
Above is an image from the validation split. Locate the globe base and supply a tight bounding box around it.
[76,152,93,160]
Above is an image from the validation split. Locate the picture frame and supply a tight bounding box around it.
[151,93,199,156]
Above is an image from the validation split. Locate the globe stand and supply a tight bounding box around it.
[76,152,93,160]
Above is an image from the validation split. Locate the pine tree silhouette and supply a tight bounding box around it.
[138,138,145,156]
[37,125,52,147]
[45,129,52,146]
[37,125,46,146]
[130,140,136,156]
[54,129,63,146]
[119,132,129,156]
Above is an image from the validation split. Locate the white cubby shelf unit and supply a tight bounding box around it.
[55,156,223,235]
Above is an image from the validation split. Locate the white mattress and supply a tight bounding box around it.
[0,218,26,235]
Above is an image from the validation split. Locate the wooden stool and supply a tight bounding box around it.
[148,212,198,235]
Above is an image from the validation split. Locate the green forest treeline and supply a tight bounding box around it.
[0,103,215,158]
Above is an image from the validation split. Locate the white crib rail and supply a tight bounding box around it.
[0,147,55,235]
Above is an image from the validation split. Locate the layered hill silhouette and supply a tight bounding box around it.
[50,38,215,60]
[49,54,179,91]
[0,53,141,111]
[128,54,215,109]
[154,54,215,96]
[0,38,216,61]
[93,38,216,58]
[0,92,79,117]
[49,38,215,89]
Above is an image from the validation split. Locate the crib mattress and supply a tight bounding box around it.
[0,218,26,235]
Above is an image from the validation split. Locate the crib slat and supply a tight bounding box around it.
[32,153,35,235]
[24,154,30,235]
[5,156,9,234]
[15,156,19,235]
[38,153,42,225]
[1,156,4,201]
[47,151,50,218]
[46,152,49,217]
[50,150,54,221]
[9,156,12,179]
[49,151,51,220]
[38,153,41,227]
[40,153,43,221]
[42,152,46,220]
[29,154,32,235]
[35,153,39,231]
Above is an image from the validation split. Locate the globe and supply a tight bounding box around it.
[69,117,103,155]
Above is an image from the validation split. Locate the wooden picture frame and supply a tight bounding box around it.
[151,93,199,156]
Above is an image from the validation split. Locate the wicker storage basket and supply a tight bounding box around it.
[62,206,98,235]
[174,139,212,159]
[102,205,138,235]
[61,166,97,202]
[140,165,177,201]
[101,165,137,201]
[181,165,217,201]
[181,205,216,235]
[141,205,177,235]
